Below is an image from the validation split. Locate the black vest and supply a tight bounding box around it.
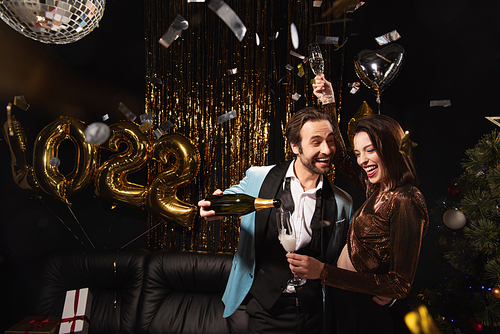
[249,183,324,312]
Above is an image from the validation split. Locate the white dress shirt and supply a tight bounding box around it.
[284,161,323,251]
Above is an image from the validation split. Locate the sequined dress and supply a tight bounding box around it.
[320,103,429,299]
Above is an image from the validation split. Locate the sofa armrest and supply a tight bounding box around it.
[36,248,150,334]
[136,251,233,334]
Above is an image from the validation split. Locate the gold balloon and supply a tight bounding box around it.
[33,116,97,203]
[347,101,374,149]
[95,121,150,207]
[3,115,39,193]
[146,133,200,228]
[404,305,440,334]
[399,131,418,156]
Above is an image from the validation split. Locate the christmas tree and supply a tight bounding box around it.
[415,130,500,334]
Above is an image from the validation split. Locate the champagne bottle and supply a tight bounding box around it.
[204,193,281,216]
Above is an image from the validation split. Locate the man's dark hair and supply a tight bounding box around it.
[285,107,333,155]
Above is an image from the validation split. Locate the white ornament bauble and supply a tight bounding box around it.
[0,0,105,44]
[443,208,467,229]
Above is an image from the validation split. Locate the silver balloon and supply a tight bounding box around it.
[354,43,404,97]
[84,122,110,145]
[0,0,106,44]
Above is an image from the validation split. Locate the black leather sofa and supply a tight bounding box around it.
[35,249,245,334]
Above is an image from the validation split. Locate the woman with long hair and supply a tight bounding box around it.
[286,75,429,333]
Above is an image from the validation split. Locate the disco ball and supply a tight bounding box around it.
[0,0,106,44]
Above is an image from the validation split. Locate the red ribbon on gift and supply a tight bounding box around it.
[20,316,59,334]
[60,290,90,333]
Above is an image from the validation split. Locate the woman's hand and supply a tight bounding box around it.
[198,189,223,221]
[286,253,325,279]
[312,74,335,104]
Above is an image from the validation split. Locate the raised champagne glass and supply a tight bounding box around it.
[308,43,324,76]
[277,209,306,287]
[308,43,325,103]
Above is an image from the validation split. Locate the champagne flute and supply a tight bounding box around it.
[308,43,324,76]
[277,209,306,287]
[308,43,325,103]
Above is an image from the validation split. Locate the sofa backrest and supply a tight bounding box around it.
[136,251,234,334]
[36,248,150,334]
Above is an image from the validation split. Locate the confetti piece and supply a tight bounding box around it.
[290,50,306,60]
[269,31,279,40]
[290,23,299,49]
[347,1,365,13]
[140,112,153,124]
[139,122,153,133]
[159,14,189,49]
[349,82,360,94]
[375,30,401,46]
[153,120,174,139]
[429,100,452,108]
[297,63,305,77]
[208,0,247,41]
[49,157,61,167]
[146,77,163,84]
[13,95,30,111]
[316,36,339,44]
[118,102,137,122]
[217,110,237,124]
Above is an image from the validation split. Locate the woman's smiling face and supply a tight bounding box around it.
[353,131,387,188]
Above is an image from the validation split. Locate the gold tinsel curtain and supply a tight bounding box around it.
[144,0,341,252]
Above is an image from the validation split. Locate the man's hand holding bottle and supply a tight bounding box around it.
[198,189,224,221]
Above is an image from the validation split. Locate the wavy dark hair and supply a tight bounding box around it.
[354,114,418,189]
[285,107,333,156]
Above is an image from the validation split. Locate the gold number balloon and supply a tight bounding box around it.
[95,121,150,207]
[3,116,39,193]
[146,133,200,228]
[6,114,201,225]
[33,116,97,203]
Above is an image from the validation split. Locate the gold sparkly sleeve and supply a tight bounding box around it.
[320,188,429,299]
[322,103,365,190]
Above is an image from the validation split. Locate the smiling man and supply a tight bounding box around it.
[199,107,354,334]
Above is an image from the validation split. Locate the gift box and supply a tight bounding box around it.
[5,316,60,334]
[59,288,92,334]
